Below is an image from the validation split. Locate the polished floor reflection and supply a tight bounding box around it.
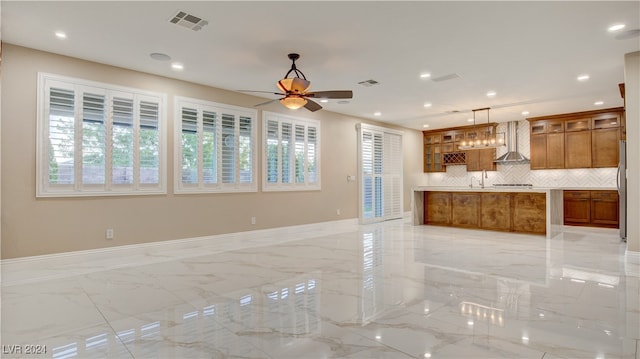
[2,220,638,358]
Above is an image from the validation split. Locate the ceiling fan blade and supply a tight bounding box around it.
[304,99,323,112]
[254,99,278,107]
[306,90,353,99]
[238,90,285,96]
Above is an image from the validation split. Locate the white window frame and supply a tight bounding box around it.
[36,73,167,197]
[174,96,257,194]
[262,111,321,192]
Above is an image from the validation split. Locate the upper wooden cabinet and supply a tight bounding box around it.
[423,123,498,173]
[528,108,623,170]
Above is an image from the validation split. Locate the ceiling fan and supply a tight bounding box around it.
[240,53,353,112]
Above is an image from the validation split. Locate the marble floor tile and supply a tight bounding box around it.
[2,220,638,358]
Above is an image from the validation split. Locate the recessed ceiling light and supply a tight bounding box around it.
[424,103,432,108]
[171,62,184,71]
[423,124,429,128]
[594,101,604,106]
[608,24,626,32]
[150,52,171,62]
[522,111,530,116]
[320,99,329,103]
[373,112,382,116]
[467,118,474,122]
[577,74,590,81]
[55,31,67,39]
[486,91,497,97]
[420,73,431,79]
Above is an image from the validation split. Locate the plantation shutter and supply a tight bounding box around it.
[358,124,403,224]
[111,97,133,185]
[282,122,293,184]
[139,100,160,184]
[262,112,320,191]
[48,87,76,185]
[221,113,236,184]
[383,132,403,220]
[38,73,166,197]
[81,93,107,186]
[202,110,217,184]
[181,107,198,184]
[266,119,279,184]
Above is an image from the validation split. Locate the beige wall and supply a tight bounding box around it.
[1,44,424,259]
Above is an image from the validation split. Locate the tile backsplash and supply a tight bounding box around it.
[421,120,618,188]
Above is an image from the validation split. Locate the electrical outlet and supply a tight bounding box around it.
[251,216,256,225]
[106,228,114,240]
[337,209,341,215]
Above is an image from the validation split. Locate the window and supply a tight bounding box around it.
[263,111,320,191]
[175,97,257,193]
[37,73,166,197]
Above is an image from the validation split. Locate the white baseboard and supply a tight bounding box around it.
[1,217,360,286]
[626,249,640,264]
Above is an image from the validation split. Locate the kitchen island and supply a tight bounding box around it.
[412,186,563,238]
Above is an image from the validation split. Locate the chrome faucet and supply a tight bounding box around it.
[469,176,476,188]
[480,169,487,189]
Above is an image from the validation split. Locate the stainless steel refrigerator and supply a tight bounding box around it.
[618,140,627,241]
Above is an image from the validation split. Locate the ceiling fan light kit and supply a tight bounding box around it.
[280,96,308,110]
[242,53,353,112]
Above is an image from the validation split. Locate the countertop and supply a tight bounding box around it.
[413,186,617,192]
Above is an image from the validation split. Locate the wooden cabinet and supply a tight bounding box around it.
[529,120,565,169]
[451,193,481,228]
[564,191,591,225]
[424,123,498,172]
[563,190,619,228]
[512,193,546,235]
[547,132,565,169]
[528,108,622,170]
[424,133,444,172]
[585,112,621,168]
[424,144,443,172]
[466,148,497,172]
[530,134,547,170]
[565,130,591,168]
[480,192,511,231]
[590,191,619,227]
[425,192,451,225]
[424,191,546,235]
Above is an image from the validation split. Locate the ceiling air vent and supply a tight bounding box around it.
[431,73,461,82]
[358,79,380,87]
[169,11,209,31]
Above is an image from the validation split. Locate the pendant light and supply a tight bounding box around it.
[458,107,505,150]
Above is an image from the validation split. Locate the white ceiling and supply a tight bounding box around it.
[2,1,639,130]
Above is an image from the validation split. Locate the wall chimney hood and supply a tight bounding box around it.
[494,121,530,163]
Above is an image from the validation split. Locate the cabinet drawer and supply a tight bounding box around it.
[564,190,590,200]
[591,190,618,201]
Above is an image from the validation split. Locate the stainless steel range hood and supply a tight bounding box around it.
[494,121,530,163]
